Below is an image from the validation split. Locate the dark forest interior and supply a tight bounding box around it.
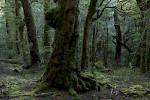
[0,0,150,99]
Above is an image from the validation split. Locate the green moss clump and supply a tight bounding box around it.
[122,85,145,95]
[94,61,108,71]
[68,87,77,96]
[130,85,143,90]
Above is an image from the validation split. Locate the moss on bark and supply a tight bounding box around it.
[37,0,110,96]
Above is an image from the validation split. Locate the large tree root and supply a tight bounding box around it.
[37,71,111,96]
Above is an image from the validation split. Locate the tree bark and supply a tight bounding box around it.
[114,9,122,62]
[39,0,79,91]
[43,0,50,46]
[20,0,40,66]
[81,0,98,71]
[15,0,29,63]
[92,23,96,71]
[104,22,109,67]
[38,0,105,95]
[5,0,14,58]
[15,0,21,55]
[135,0,149,72]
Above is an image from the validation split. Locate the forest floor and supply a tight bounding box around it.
[0,59,150,100]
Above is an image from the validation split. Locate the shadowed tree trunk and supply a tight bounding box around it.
[81,0,98,71]
[92,23,96,68]
[43,0,50,46]
[39,0,79,94]
[114,9,122,62]
[38,0,104,95]
[20,0,40,66]
[15,0,21,55]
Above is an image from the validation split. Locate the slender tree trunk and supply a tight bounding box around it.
[114,9,122,62]
[92,23,96,71]
[15,0,21,55]
[43,0,50,46]
[105,22,109,67]
[81,0,98,71]
[20,0,40,66]
[5,0,14,58]
[135,0,149,72]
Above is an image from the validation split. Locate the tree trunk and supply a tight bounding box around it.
[38,0,104,95]
[20,0,40,66]
[15,0,29,63]
[104,22,109,67]
[43,0,50,46]
[15,0,21,55]
[5,0,14,58]
[135,0,148,72]
[81,0,98,71]
[92,23,96,71]
[114,9,122,62]
[39,0,79,93]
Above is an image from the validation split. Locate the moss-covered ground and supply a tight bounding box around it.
[0,60,150,100]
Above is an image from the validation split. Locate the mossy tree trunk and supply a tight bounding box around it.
[38,0,104,95]
[81,0,98,71]
[20,0,40,66]
[39,0,79,90]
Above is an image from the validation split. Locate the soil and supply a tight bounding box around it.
[0,60,150,100]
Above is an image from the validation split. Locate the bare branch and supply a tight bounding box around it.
[112,40,117,45]
[112,35,133,53]
[92,6,124,22]
[98,0,106,7]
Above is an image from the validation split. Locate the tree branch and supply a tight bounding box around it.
[112,35,133,53]
[92,0,111,22]
[99,0,106,7]
[92,5,124,22]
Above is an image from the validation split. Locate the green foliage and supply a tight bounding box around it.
[81,0,90,7]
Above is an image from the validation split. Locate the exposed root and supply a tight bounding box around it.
[37,71,111,96]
